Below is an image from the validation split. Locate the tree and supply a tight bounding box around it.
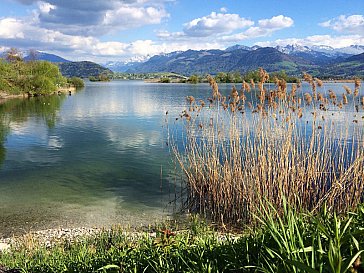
[188,75,199,84]
[231,71,242,83]
[5,48,23,63]
[215,72,227,83]
[160,77,170,83]
[67,77,84,88]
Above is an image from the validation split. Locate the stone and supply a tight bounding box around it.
[0,243,10,252]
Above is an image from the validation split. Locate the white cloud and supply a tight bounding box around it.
[0,18,26,39]
[38,1,55,13]
[0,16,223,62]
[220,7,228,13]
[183,12,254,37]
[320,14,364,33]
[256,34,364,48]
[158,13,293,45]
[258,15,294,29]
[103,6,168,30]
[220,15,294,43]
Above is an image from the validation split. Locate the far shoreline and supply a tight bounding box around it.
[0,86,76,104]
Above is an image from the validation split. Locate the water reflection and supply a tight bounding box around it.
[0,95,66,168]
[0,81,362,236]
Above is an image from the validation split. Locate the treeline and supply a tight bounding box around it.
[0,48,84,95]
[174,70,300,84]
[214,70,300,83]
[89,73,111,82]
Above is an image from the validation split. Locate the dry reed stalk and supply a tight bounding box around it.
[250,78,255,89]
[343,94,348,104]
[354,88,359,97]
[355,78,361,89]
[315,78,323,87]
[243,80,251,92]
[304,93,313,105]
[318,92,325,102]
[169,70,364,226]
[343,85,352,95]
[329,90,337,101]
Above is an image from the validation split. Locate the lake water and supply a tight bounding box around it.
[0,81,362,237]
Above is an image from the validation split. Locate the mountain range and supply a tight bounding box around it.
[111,44,364,77]
[2,45,363,78]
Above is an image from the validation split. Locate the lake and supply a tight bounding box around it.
[0,80,362,237]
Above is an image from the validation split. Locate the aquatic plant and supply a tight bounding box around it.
[169,70,364,226]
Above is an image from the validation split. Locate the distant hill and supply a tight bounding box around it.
[314,53,364,78]
[345,52,364,62]
[21,51,112,78]
[23,51,70,63]
[58,61,113,78]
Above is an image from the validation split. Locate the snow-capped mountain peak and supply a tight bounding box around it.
[275,44,311,54]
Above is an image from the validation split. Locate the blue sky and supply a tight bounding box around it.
[0,0,363,62]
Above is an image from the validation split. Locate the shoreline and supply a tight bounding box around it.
[0,227,103,251]
[0,87,76,104]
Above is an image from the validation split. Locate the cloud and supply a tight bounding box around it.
[20,0,170,36]
[221,15,294,42]
[220,7,227,13]
[158,13,293,44]
[0,18,26,39]
[258,15,294,29]
[0,16,222,62]
[320,14,364,33]
[0,17,121,57]
[183,12,254,37]
[256,34,364,48]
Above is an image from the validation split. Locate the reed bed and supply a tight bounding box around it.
[169,70,364,226]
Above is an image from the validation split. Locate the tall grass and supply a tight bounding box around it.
[1,206,363,272]
[169,70,364,226]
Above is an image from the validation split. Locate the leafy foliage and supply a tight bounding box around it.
[67,77,85,88]
[0,205,363,273]
[0,57,66,95]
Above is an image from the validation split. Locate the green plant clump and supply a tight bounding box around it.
[0,49,66,95]
[67,77,85,88]
[0,204,363,272]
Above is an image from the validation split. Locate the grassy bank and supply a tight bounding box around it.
[0,203,363,272]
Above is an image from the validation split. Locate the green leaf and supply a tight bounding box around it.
[98,264,120,271]
[285,259,320,273]
[342,250,364,273]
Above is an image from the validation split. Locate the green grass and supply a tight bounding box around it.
[1,203,363,273]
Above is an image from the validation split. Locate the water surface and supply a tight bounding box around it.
[0,81,362,237]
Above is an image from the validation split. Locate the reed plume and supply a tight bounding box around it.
[250,78,255,89]
[343,94,348,104]
[343,85,352,95]
[315,78,323,87]
[355,78,361,89]
[304,93,313,105]
[243,80,251,92]
[170,70,364,227]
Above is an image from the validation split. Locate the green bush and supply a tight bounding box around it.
[0,57,66,95]
[160,77,171,83]
[67,77,85,88]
